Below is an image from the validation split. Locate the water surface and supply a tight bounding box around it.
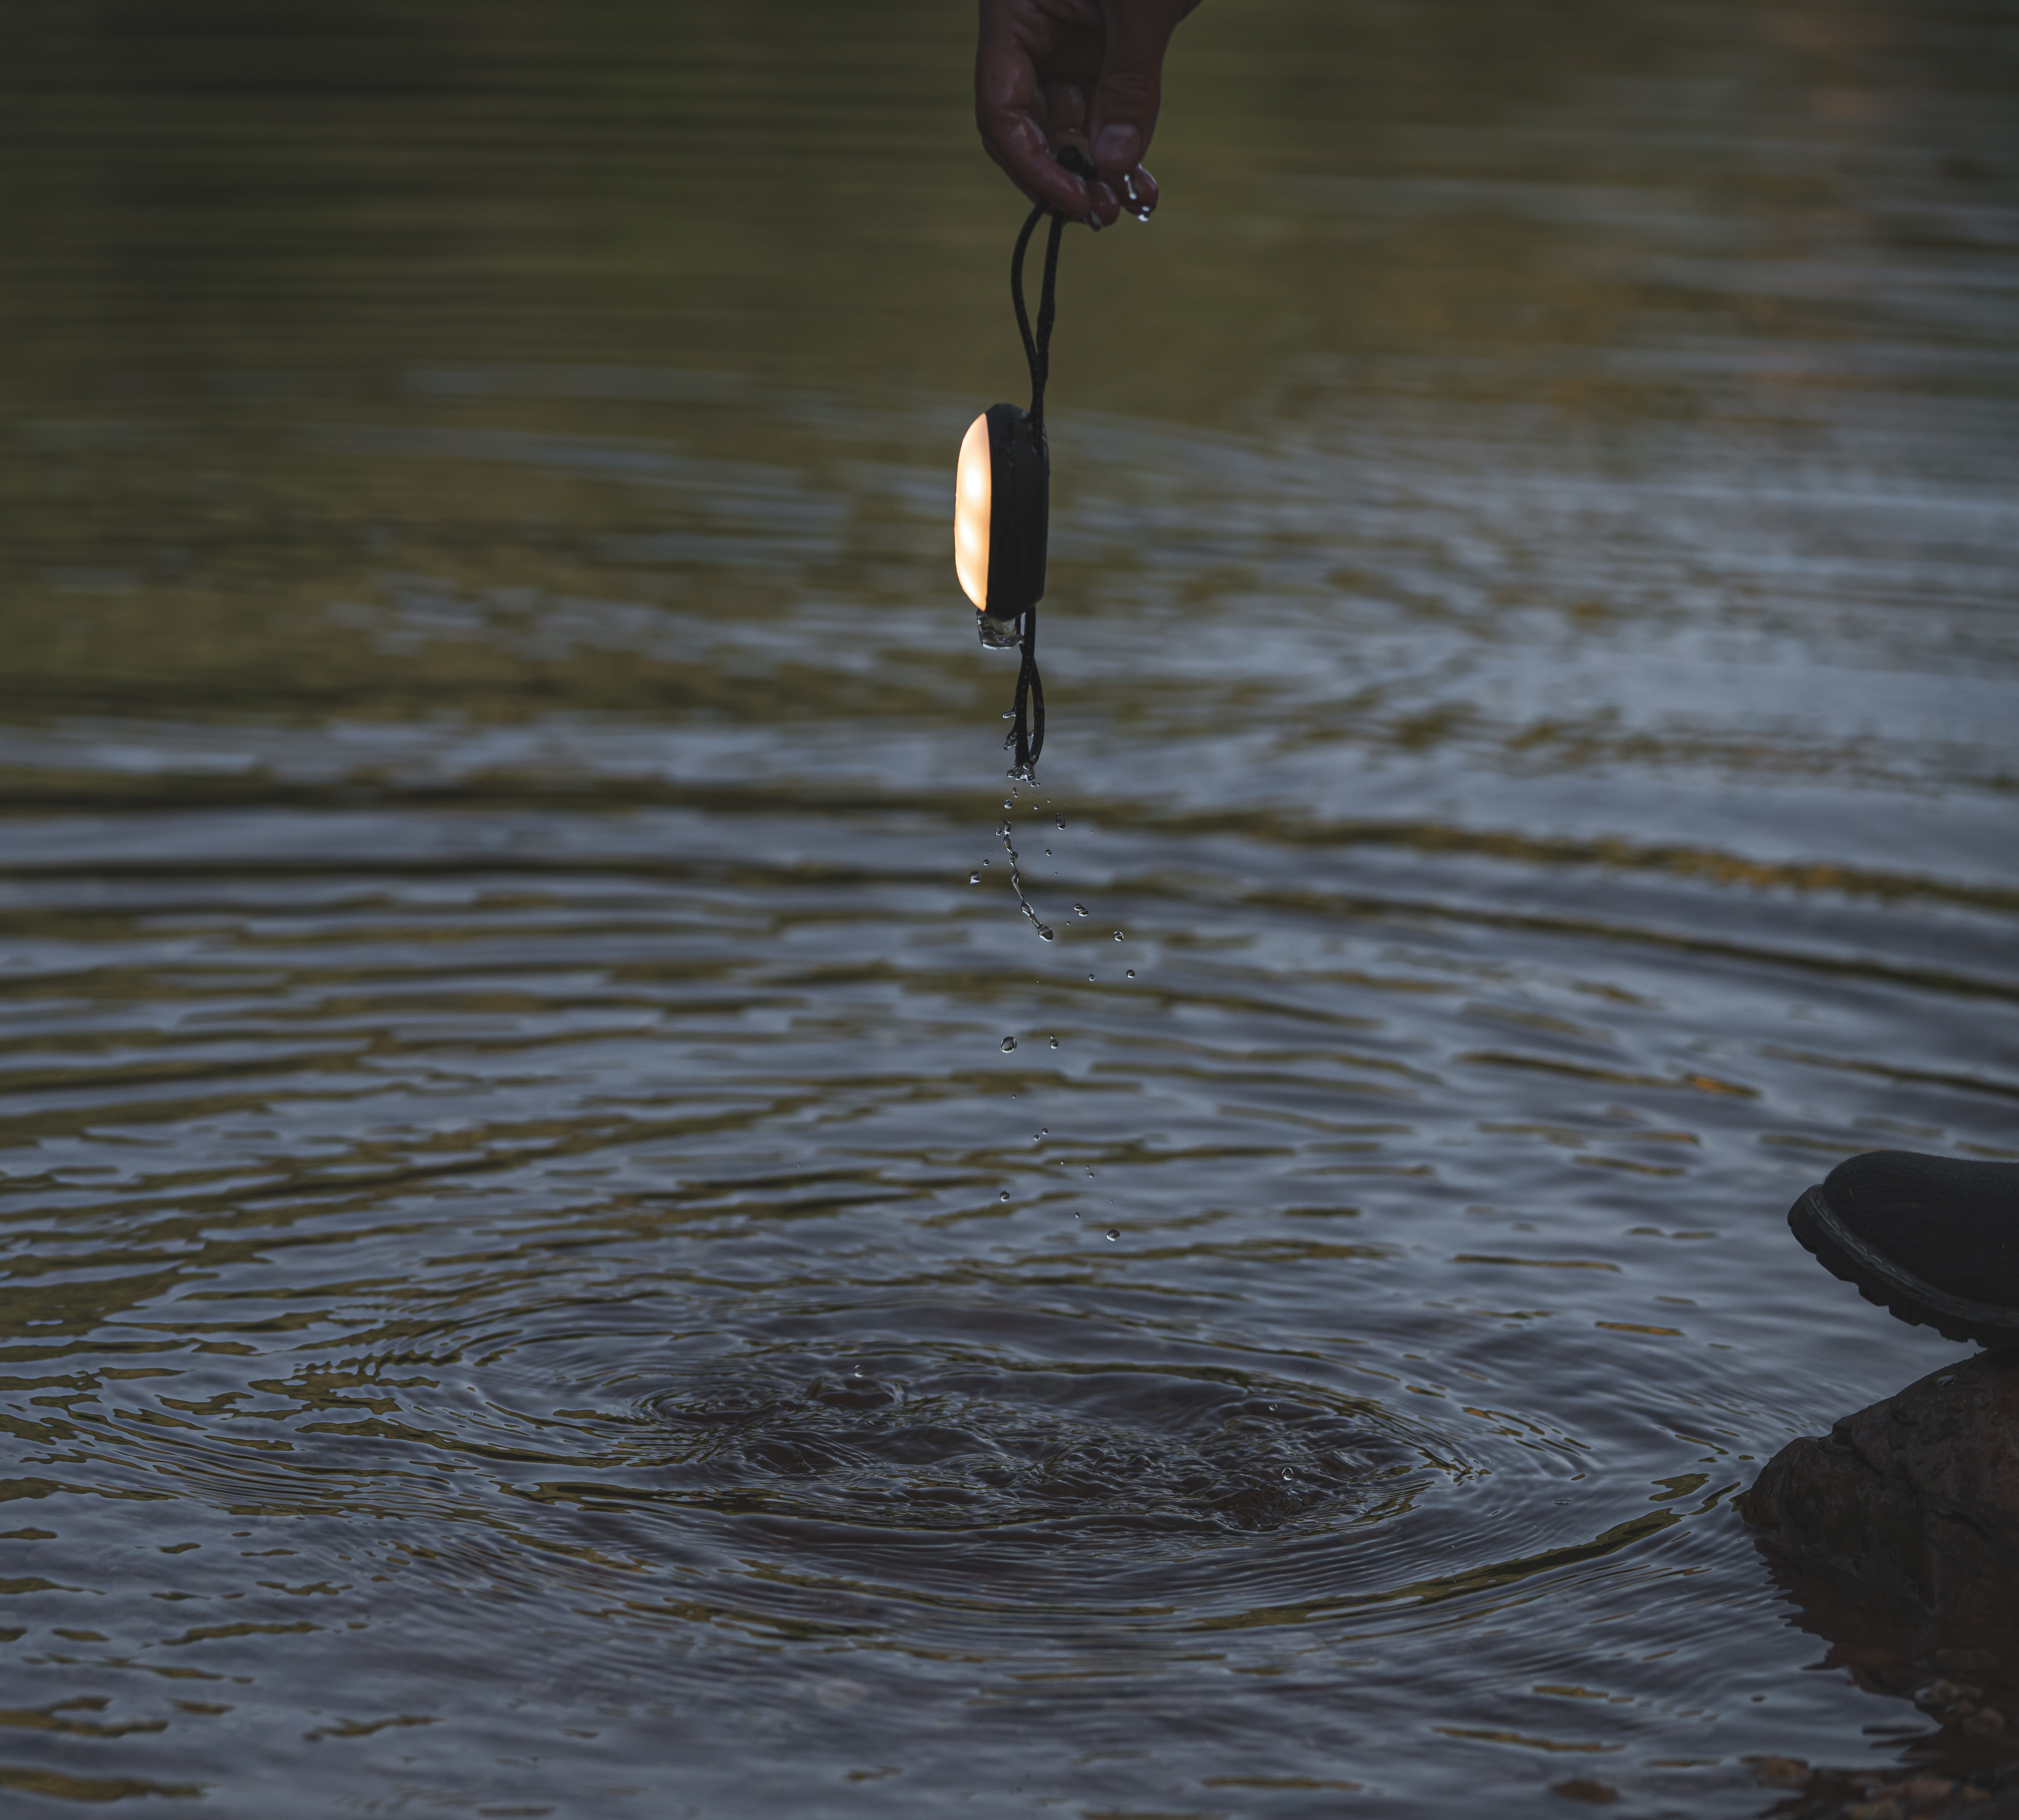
[3,0,2017,1813]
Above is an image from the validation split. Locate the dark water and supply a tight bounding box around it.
[3,1,2017,1813]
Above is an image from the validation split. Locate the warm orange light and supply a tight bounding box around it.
[954,412,992,610]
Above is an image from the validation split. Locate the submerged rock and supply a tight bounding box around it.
[1751,1758,2019,1818]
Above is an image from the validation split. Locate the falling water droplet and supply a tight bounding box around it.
[1055,814,1066,829]
[1106,1228,1119,1242]
[1001,1036,1017,1052]
[1113,931,1125,941]
[999,1191,1010,1202]
[1044,847,1052,856]
[969,872,980,885]
[1002,711,1015,721]
[1281,1468,1295,1481]
[1038,926,1055,942]
[1072,903,1087,916]
[1048,1035,1059,1049]
[852,1368,864,1378]
[1086,972,1095,982]
[1125,969,1136,979]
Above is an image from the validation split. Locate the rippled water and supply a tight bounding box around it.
[4,0,2017,1812]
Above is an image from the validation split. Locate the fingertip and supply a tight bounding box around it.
[1091,124,1143,177]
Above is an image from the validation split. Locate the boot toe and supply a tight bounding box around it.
[1820,1149,2019,1310]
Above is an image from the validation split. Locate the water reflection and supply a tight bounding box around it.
[2,0,2017,1814]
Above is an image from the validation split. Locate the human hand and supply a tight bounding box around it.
[975,0,1201,228]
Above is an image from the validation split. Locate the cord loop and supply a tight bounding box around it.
[1002,146,1092,777]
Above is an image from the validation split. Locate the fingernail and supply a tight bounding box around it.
[1092,125,1140,172]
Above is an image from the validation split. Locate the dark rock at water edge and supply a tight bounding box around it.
[1743,1350,2019,1659]
[1742,1349,2019,1786]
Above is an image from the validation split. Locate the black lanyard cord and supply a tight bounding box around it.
[1004,155,1086,778]
[1012,204,1068,446]
[1010,204,1044,424]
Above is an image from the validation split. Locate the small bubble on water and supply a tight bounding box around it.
[969,871,980,885]
[1105,1228,1120,1242]
[1001,1036,1017,1052]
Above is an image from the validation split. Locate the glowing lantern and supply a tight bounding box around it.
[954,402,1049,649]
[954,412,992,608]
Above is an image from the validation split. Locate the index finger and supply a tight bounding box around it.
[976,30,1094,216]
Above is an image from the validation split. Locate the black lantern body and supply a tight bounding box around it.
[955,403,1049,648]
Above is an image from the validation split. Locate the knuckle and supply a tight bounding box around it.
[1097,69,1161,109]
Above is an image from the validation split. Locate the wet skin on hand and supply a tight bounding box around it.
[975,0,1202,225]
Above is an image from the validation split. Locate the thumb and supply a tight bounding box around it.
[1086,0,1189,180]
